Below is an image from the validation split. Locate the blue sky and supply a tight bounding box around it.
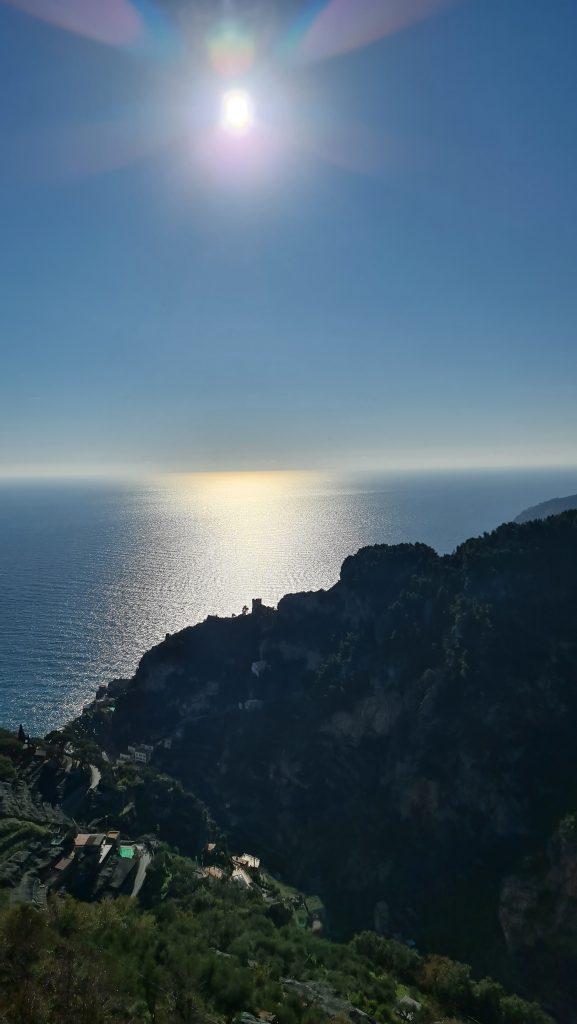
[1,0,576,475]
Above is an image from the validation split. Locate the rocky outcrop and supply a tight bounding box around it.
[282,979,373,1023]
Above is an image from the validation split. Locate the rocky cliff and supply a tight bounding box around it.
[71,511,577,1018]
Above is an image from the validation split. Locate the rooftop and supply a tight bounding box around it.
[201,866,225,880]
[75,833,105,848]
[235,853,261,870]
[54,853,75,871]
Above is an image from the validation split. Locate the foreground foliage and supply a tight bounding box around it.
[0,851,553,1024]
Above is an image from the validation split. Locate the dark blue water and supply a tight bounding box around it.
[1,468,576,734]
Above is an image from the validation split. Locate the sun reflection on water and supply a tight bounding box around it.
[148,471,338,619]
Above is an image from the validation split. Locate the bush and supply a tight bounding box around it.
[471,977,505,1023]
[350,931,419,981]
[418,956,472,1014]
[0,756,16,782]
[205,956,254,1013]
[500,994,552,1024]
[0,737,21,760]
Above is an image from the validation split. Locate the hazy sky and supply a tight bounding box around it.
[1,0,576,476]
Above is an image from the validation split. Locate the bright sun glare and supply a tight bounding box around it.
[221,88,253,134]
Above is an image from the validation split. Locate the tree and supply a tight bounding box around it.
[0,755,16,781]
[418,956,472,1015]
[470,978,506,1023]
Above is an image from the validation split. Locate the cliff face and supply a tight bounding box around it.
[499,820,577,1021]
[74,512,577,1017]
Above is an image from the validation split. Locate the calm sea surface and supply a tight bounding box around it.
[1,468,576,734]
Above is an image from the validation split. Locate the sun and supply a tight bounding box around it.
[221,89,254,135]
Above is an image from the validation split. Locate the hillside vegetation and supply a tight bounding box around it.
[0,849,552,1024]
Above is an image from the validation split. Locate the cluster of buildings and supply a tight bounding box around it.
[199,843,262,889]
[117,743,154,766]
[48,828,149,897]
[52,829,119,877]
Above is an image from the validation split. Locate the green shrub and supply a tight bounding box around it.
[350,931,419,981]
[500,994,552,1024]
[0,737,21,760]
[418,956,472,1014]
[0,756,16,782]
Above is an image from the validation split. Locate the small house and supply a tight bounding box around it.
[200,865,225,881]
[74,833,105,854]
[234,853,261,874]
[54,852,75,873]
[127,744,152,765]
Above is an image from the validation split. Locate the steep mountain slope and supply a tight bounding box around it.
[71,512,577,1018]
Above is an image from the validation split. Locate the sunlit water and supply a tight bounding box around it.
[1,468,576,734]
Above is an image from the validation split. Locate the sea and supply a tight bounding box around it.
[1,467,576,735]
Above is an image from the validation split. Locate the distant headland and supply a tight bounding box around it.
[515,492,577,523]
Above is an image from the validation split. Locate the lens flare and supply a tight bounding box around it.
[221,89,254,135]
[208,23,256,77]
[0,0,181,57]
[282,0,462,63]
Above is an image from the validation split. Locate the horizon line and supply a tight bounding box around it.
[1,460,577,482]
